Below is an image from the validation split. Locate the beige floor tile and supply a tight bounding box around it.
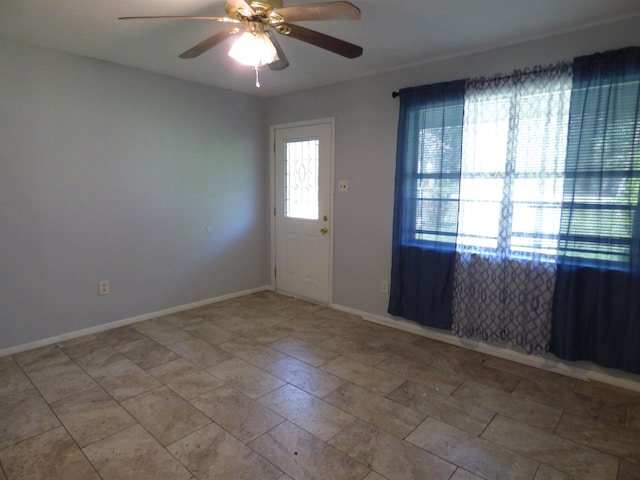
[513,378,627,427]
[0,427,99,480]
[451,468,485,479]
[147,358,224,400]
[249,421,371,480]
[243,324,290,344]
[481,357,576,391]
[209,314,257,334]
[191,385,284,443]
[218,336,290,367]
[215,316,286,342]
[269,336,339,367]
[121,386,210,446]
[239,311,291,329]
[158,312,201,329]
[262,356,345,397]
[182,321,238,345]
[555,413,640,461]
[115,337,180,370]
[207,357,285,398]
[329,419,456,480]
[0,356,33,399]
[83,424,193,480]
[366,337,440,366]
[407,417,538,480]
[376,355,465,394]
[481,415,618,479]
[51,386,136,447]
[363,323,420,345]
[618,459,640,480]
[534,464,579,479]
[324,382,425,438]
[58,338,121,370]
[320,357,405,396]
[628,404,640,432]
[452,380,561,432]
[0,389,60,449]
[328,322,387,343]
[96,325,146,346]
[431,353,522,393]
[133,318,193,346]
[13,345,69,371]
[363,472,388,480]
[167,337,233,368]
[260,384,356,441]
[84,356,161,402]
[317,336,391,366]
[572,380,640,407]
[281,327,336,345]
[388,381,494,436]
[6,293,639,480]
[23,359,97,403]
[168,422,282,480]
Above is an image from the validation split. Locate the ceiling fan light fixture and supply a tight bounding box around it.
[228,22,279,68]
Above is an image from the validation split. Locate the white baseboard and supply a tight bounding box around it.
[331,303,640,393]
[5,287,638,393]
[0,285,270,358]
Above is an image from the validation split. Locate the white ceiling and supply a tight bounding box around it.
[2,0,640,97]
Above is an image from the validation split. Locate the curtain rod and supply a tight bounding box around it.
[391,62,571,99]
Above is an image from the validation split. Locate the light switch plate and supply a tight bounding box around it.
[338,180,349,192]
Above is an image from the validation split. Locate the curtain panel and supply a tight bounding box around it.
[388,81,465,329]
[451,64,572,354]
[551,47,640,374]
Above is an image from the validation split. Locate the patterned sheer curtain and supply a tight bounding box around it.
[451,64,573,353]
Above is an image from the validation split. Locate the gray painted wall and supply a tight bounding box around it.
[266,17,640,318]
[0,38,269,349]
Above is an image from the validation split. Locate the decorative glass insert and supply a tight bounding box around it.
[285,139,319,220]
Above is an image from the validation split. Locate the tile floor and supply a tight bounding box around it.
[1,291,639,480]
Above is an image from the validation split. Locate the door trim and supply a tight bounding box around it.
[269,118,335,304]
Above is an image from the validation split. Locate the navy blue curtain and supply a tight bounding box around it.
[388,81,465,329]
[551,47,640,374]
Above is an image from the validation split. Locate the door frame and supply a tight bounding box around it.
[269,117,335,304]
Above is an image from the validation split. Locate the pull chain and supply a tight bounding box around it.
[254,67,261,88]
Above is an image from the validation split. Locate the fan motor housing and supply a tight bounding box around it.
[250,1,284,13]
[226,1,283,18]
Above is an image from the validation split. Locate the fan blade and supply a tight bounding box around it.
[225,0,255,17]
[179,27,242,59]
[272,1,360,22]
[278,23,362,59]
[118,15,239,23]
[266,32,290,71]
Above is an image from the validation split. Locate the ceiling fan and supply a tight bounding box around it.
[119,0,363,87]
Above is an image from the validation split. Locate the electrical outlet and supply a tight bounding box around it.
[338,180,349,192]
[381,280,389,294]
[98,280,110,295]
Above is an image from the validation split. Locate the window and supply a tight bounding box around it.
[406,67,640,267]
[456,75,572,260]
[559,77,640,267]
[285,139,319,220]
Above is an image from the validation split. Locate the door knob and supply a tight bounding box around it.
[320,227,329,234]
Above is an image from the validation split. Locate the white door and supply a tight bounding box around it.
[273,121,333,304]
